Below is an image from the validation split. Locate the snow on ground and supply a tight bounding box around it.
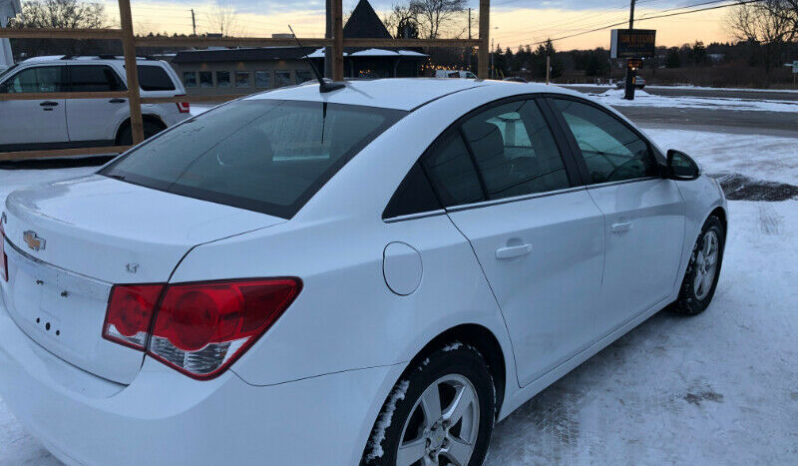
[561,83,798,94]
[0,125,797,465]
[590,88,798,113]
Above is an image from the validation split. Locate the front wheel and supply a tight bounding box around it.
[362,343,496,466]
[672,215,725,315]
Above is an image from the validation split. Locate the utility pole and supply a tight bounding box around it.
[190,9,196,36]
[467,8,472,73]
[324,0,332,78]
[624,0,637,100]
[490,37,494,78]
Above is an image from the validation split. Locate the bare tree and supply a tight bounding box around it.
[409,0,466,39]
[206,0,238,36]
[10,0,106,29]
[726,0,797,73]
[383,2,421,38]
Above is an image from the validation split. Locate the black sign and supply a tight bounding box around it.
[611,29,656,59]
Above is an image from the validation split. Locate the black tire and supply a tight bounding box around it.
[672,215,725,315]
[362,343,496,466]
[116,119,164,145]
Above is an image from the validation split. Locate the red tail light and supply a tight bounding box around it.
[103,285,164,349]
[102,278,301,380]
[175,98,190,114]
[0,219,8,283]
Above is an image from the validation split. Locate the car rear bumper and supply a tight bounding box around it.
[0,299,391,466]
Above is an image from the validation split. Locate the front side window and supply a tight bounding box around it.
[552,98,658,184]
[69,65,124,92]
[102,100,405,218]
[460,99,570,199]
[0,66,66,93]
[216,71,231,88]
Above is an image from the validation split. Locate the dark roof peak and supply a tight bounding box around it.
[343,0,392,39]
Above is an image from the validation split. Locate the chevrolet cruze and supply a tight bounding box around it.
[0,79,726,466]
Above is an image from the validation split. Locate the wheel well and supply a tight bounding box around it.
[710,207,727,235]
[115,115,166,140]
[406,324,507,418]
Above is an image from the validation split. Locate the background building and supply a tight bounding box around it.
[172,0,427,97]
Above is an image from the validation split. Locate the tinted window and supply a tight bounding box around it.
[216,71,230,88]
[383,162,442,219]
[421,133,484,207]
[0,66,65,93]
[461,100,569,199]
[255,71,271,88]
[183,71,197,88]
[138,66,175,91]
[69,66,123,92]
[553,99,658,184]
[235,72,250,88]
[199,71,213,88]
[102,100,405,218]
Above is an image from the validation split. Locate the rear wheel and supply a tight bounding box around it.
[672,215,725,315]
[116,119,165,146]
[362,344,495,466]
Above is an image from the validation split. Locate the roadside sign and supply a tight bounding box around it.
[611,29,656,59]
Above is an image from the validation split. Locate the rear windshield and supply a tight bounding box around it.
[101,100,405,218]
[138,65,175,91]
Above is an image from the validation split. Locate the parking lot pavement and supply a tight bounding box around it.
[1,125,797,466]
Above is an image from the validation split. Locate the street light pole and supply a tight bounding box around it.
[624,0,637,100]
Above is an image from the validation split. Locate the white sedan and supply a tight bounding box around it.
[0,79,726,466]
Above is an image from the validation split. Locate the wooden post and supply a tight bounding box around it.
[332,0,344,81]
[478,0,490,79]
[546,55,551,85]
[118,0,144,144]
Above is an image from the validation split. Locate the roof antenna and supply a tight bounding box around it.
[288,25,345,94]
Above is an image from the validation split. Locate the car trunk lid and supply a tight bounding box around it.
[0,175,284,384]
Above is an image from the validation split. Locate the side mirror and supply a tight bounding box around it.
[667,149,700,180]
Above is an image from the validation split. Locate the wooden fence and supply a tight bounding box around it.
[0,0,490,161]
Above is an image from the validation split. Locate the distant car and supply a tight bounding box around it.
[436,69,478,79]
[616,76,646,89]
[0,56,191,152]
[0,79,726,466]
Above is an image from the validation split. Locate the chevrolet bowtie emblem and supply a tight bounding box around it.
[23,231,45,251]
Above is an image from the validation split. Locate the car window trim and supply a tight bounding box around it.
[446,185,588,213]
[385,94,583,223]
[540,93,666,186]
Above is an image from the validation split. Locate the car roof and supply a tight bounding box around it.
[20,56,162,65]
[245,78,572,111]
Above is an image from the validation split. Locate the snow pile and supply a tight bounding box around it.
[593,88,798,113]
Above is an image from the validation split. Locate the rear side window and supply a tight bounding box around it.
[138,66,176,91]
[69,66,124,92]
[383,163,442,219]
[102,100,405,218]
[460,99,570,199]
[552,98,658,184]
[421,133,485,207]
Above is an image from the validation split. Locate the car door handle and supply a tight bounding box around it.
[108,98,126,103]
[610,221,633,234]
[496,243,532,260]
[39,101,58,107]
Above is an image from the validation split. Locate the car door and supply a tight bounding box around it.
[0,66,69,146]
[420,97,606,387]
[65,64,127,143]
[547,97,685,336]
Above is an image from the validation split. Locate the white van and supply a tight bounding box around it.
[0,56,191,152]
[435,69,478,79]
